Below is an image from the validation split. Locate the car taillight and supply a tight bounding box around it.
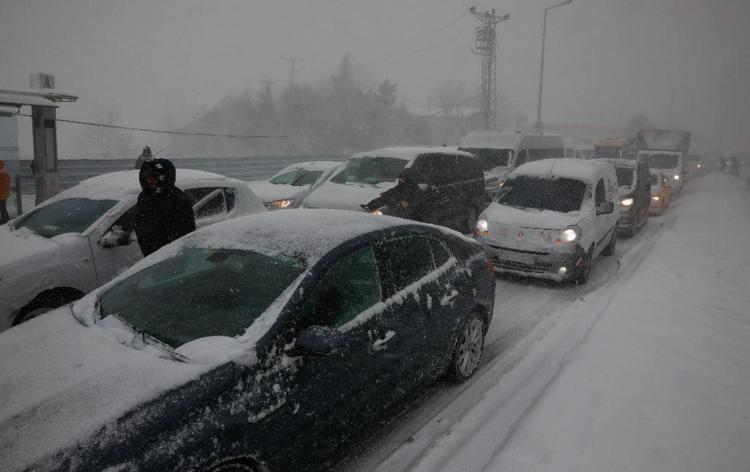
[485,257,495,273]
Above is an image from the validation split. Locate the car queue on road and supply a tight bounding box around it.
[0,129,697,472]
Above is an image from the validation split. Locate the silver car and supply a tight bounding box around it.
[0,169,265,331]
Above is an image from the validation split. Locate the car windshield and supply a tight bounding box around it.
[459,148,512,171]
[615,166,635,187]
[498,175,587,213]
[99,247,307,348]
[643,153,680,169]
[331,156,408,185]
[270,169,324,187]
[14,198,118,238]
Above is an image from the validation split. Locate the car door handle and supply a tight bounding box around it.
[372,330,396,351]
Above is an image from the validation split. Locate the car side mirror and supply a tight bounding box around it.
[99,228,131,248]
[293,326,349,356]
[597,201,614,215]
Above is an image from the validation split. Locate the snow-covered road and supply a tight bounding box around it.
[335,173,750,472]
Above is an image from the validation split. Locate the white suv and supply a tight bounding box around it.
[475,159,619,284]
[0,169,265,330]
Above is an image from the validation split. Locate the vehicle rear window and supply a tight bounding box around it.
[643,153,679,169]
[459,148,512,171]
[498,176,586,213]
[331,156,408,185]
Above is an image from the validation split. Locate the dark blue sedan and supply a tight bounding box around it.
[0,209,495,472]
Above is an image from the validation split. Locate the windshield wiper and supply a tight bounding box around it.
[107,313,190,363]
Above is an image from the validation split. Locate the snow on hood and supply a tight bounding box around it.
[246,181,307,203]
[483,202,583,230]
[302,181,395,211]
[0,308,210,471]
[0,225,60,268]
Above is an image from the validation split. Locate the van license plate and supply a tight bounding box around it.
[502,250,534,265]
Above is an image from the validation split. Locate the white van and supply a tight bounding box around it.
[475,158,619,284]
[458,130,565,197]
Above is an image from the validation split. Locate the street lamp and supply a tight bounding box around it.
[535,0,572,134]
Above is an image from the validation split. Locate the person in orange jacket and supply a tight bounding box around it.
[0,160,10,224]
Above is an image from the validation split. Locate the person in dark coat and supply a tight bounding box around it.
[363,167,426,221]
[134,158,196,257]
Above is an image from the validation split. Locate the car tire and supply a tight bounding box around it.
[15,290,84,325]
[574,249,593,285]
[207,458,269,472]
[601,230,617,257]
[446,312,486,382]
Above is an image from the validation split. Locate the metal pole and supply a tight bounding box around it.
[668,85,678,128]
[535,8,549,134]
[535,0,572,134]
[14,174,22,216]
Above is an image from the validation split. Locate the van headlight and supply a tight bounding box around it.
[619,197,634,208]
[271,199,294,209]
[475,218,489,236]
[371,208,384,216]
[555,226,581,246]
[673,174,680,180]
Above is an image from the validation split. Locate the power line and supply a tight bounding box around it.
[16,113,297,139]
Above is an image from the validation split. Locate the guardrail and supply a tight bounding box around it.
[16,155,349,194]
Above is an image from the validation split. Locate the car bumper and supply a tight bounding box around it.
[480,240,584,282]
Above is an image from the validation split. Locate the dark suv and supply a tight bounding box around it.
[601,158,651,237]
[363,148,486,233]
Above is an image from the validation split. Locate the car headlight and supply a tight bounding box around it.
[271,199,294,209]
[673,174,680,180]
[475,218,489,236]
[619,197,634,208]
[496,180,505,188]
[652,195,660,201]
[371,208,384,216]
[559,226,580,244]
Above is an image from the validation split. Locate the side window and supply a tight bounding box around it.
[515,150,528,167]
[376,236,435,299]
[301,246,382,329]
[595,179,606,206]
[528,149,545,162]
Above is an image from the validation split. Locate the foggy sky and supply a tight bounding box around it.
[1,0,749,155]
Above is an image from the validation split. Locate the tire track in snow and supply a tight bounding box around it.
[336,213,676,472]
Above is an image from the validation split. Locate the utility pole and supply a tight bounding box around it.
[281,57,303,90]
[470,7,510,130]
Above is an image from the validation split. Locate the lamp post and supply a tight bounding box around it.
[535,0,572,134]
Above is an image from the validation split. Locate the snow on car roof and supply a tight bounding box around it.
[511,158,611,182]
[350,146,475,162]
[180,209,422,263]
[46,169,244,202]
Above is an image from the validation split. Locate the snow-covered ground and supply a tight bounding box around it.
[337,173,750,472]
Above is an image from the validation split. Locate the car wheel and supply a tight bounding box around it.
[15,290,84,325]
[574,249,593,285]
[601,230,617,257]
[447,312,486,382]
[207,458,269,472]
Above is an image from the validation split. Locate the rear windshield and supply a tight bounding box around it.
[498,175,587,213]
[595,147,622,159]
[331,156,408,185]
[615,166,634,187]
[643,153,679,169]
[459,148,512,171]
[15,198,118,238]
